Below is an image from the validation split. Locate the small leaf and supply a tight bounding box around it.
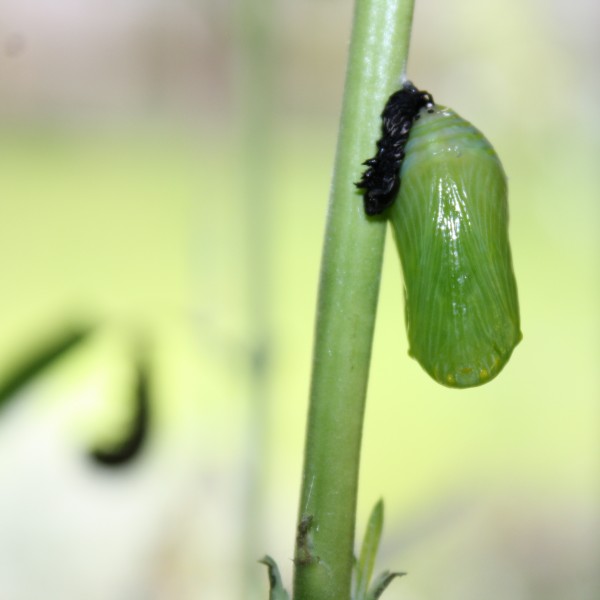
[259,555,290,600]
[88,360,150,467]
[0,325,93,410]
[366,570,405,600]
[355,499,384,600]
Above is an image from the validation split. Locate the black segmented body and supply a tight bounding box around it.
[356,82,434,216]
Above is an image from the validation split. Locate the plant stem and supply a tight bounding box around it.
[292,1,416,599]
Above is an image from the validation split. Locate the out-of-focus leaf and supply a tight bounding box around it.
[88,360,150,467]
[259,555,289,600]
[0,325,93,410]
[365,570,405,600]
[354,499,384,600]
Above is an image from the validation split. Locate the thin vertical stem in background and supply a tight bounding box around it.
[292,1,416,599]
[236,0,276,598]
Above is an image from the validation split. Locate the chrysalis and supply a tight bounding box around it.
[390,104,521,388]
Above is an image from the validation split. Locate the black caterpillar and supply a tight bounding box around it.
[356,81,434,216]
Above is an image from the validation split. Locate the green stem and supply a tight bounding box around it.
[292,1,416,599]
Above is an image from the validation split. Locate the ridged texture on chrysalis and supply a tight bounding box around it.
[390,106,521,388]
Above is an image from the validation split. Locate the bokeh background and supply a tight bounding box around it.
[0,0,598,599]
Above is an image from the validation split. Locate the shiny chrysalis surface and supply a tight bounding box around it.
[390,106,521,388]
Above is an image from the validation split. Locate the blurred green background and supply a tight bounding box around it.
[0,0,598,599]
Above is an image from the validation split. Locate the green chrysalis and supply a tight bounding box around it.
[390,105,521,388]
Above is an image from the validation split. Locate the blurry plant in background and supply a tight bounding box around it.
[0,0,598,599]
